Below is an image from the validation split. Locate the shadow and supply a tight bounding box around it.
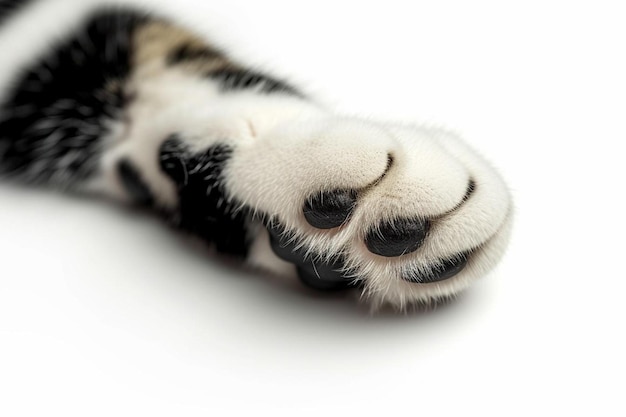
[0,183,497,333]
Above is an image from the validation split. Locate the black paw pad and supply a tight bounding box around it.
[303,189,357,229]
[365,218,430,257]
[296,260,351,291]
[267,223,355,291]
[267,223,307,263]
[117,159,154,206]
[403,254,468,283]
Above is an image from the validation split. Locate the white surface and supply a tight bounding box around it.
[1,0,625,415]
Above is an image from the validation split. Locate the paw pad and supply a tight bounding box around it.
[303,189,357,229]
[267,224,355,291]
[365,218,430,257]
[296,260,350,291]
[402,254,468,283]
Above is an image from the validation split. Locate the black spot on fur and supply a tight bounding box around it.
[167,44,223,66]
[159,136,249,257]
[0,0,36,26]
[207,68,302,97]
[0,9,146,187]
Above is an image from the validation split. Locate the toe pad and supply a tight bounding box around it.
[267,224,355,291]
[403,254,468,283]
[303,189,357,229]
[297,260,352,291]
[365,218,430,257]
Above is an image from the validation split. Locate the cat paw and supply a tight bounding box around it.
[108,115,512,311]
[226,117,513,310]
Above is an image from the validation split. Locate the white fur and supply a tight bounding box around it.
[0,1,513,310]
[225,107,513,309]
[95,68,513,309]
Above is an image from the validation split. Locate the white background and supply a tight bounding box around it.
[1,0,625,415]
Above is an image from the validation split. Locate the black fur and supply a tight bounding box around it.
[0,9,145,187]
[167,44,223,66]
[207,68,302,97]
[0,0,35,25]
[159,136,249,256]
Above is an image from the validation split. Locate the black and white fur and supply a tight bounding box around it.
[0,0,513,311]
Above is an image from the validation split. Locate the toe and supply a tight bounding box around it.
[365,218,430,257]
[267,223,355,291]
[403,253,468,283]
[297,259,354,291]
[267,223,307,263]
[303,189,357,229]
